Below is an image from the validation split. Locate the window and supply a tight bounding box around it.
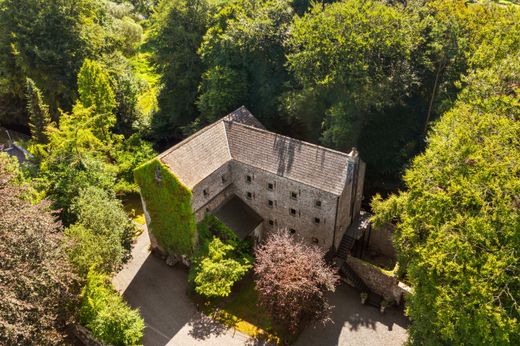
[290,191,298,200]
[205,208,210,213]
[268,219,274,227]
[315,200,322,208]
[221,175,227,184]
[289,228,296,234]
[246,175,252,183]
[268,199,274,208]
[314,217,321,224]
[203,188,209,197]
[312,237,319,244]
[267,182,274,191]
[289,208,297,216]
[246,192,253,200]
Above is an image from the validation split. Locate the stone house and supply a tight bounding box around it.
[147,107,366,254]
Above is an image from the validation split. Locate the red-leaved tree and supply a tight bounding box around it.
[0,154,80,344]
[254,230,338,334]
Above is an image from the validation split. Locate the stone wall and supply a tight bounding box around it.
[192,162,233,213]
[346,256,406,304]
[231,161,339,249]
[368,223,396,259]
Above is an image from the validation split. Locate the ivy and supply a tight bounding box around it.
[134,158,197,256]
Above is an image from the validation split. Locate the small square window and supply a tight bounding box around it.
[314,217,321,224]
[246,192,253,200]
[289,208,296,216]
[268,220,274,227]
[312,237,319,244]
[246,175,252,183]
[221,175,227,184]
[289,228,296,234]
[315,200,322,208]
[268,200,274,208]
[290,191,298,200]
[203,188,209,197]
[267,182,274,190]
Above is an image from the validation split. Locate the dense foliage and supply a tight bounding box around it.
[65,186,136,276]
[254,230,338,334]
[371,56,520,344]
[80,270,144,345]
[134,158,197,256]
[0,153,80,344]
[190,214,252,298]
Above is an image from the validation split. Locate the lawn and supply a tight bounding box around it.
[121,193,146,225]
[194,273,298,345]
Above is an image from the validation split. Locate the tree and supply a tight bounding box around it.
[0,153,80,345]
[192,237,251,298]
[254,230,338,334]
[65,186,135,276]
[197,0,293,130]
[77,58,117,138]
[79,270,144,346]
[0,0,109,121]
[25,78,51,143]
[147,0,209,142]
[285,0,421,148]
[371,56,520,345]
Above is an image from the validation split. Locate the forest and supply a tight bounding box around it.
[0,0,518,345]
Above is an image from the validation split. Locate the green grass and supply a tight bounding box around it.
[121,193,146,225]
[191,274,298,344]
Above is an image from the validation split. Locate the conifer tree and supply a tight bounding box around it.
[77,59,117,138]
[25,78,51,144]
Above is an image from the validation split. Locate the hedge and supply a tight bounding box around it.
[134,158,197,256]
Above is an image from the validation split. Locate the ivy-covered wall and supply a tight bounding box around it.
[134,158,197,256]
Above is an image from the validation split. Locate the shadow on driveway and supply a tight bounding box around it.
[294,284,409,346]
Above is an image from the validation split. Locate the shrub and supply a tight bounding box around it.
[190,214,253,298]
[254,230,338,334]
[134,158,197,256]
[79,270,144,346]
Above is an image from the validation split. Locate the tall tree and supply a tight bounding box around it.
[0,0,108,122]
[77,59,117,138]
[197,0,293,130]
[147,0,209,142]
[25,78,51,143]
[254,230,338,334]
[0,153,80,345]
[285,0,421,148]
[371,55,520,345]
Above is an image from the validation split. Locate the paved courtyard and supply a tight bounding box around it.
[113,229,408,346]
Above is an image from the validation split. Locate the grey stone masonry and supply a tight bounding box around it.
[154,107,366,252]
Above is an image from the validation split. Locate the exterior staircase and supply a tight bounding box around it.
[336,232,356,260]
[335,228,382,308]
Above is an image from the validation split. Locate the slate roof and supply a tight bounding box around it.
[159,107,355,195]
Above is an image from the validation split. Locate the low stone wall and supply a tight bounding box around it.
[368,223,396,259]
[346,256,410,304]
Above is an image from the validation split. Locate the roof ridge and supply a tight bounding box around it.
[223,119,354,160]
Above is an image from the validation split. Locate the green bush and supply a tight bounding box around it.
[190,214,253,298]
[134,158,197,256]
[79,270,144,346]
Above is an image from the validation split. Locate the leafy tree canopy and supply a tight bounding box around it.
[0,153,80,345]
[371,55,520,345]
